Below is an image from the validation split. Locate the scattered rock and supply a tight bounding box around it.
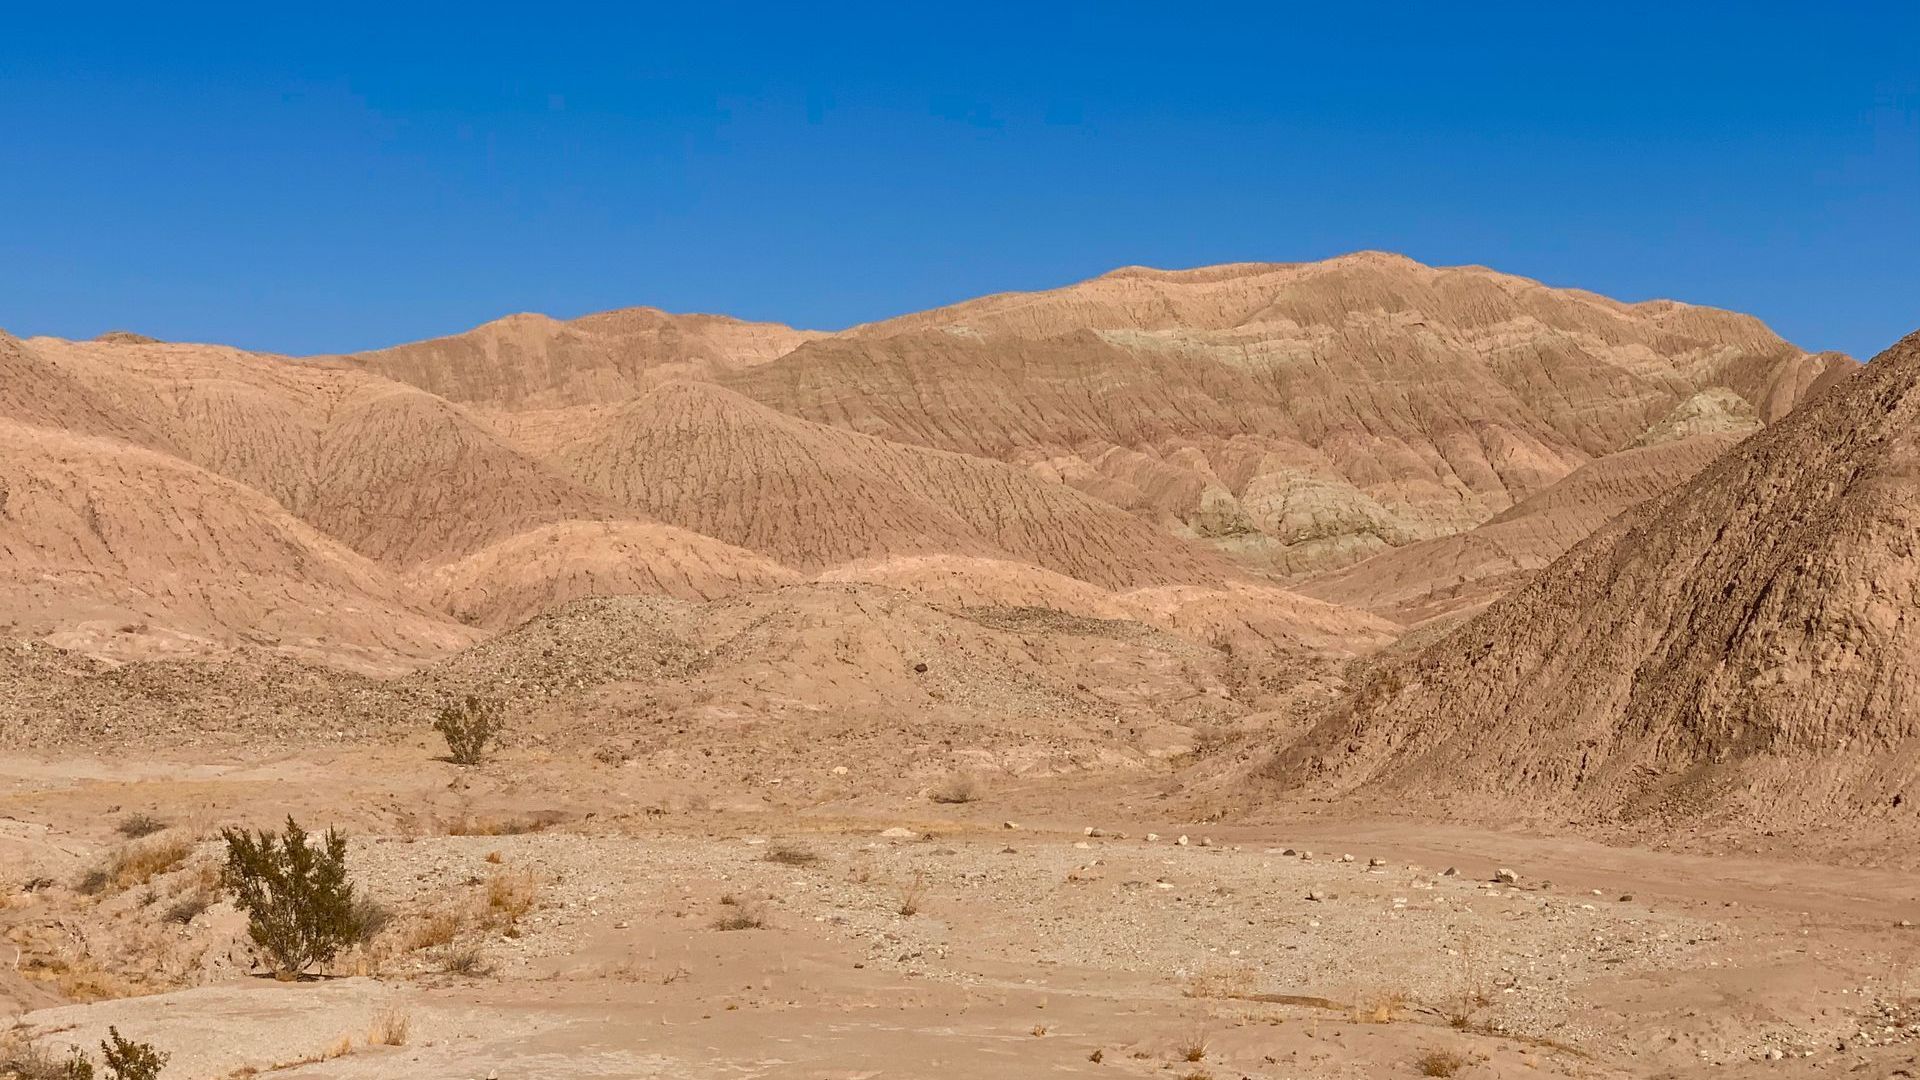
[880,827,916,839]
[1495,868,1519,884]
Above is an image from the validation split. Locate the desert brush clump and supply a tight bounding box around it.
[220,817,359,980]
[1416,1048,1470,1077]
[113,814,167,840]
[433,694,505,765]
[927,771,983,804]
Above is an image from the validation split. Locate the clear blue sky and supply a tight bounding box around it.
[3,3,1915,358]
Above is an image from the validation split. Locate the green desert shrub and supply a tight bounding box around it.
[220,817,358,980]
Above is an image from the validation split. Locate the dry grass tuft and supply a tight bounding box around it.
[367,1008,411,1047]
[1175,1028,1210,1062]
[763,841,822,867]
[711,901,769,931]
[1417,1048,1470,1076]
[1354,988,1410,1024]
[437,944,493,977]
[896,870,928,917]
[404,908,467,952]
[927,771,984,804]
[115,812,167,839]
[484,870,537,930]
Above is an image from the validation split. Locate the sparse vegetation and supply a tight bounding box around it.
[483,869,537,930]
[1416,1048,1469,1077]
[404,908,466,952]
[367,1008,411,1047]
[161,889,213,926]
[896,869,928,916]
[0,1038,95,1080]
[114,814,167,839]
[1175,1029,1209,1062]
[711,901,769,931]
[220,817,359,980]
[927,771,983,804]
[1355,987,1409,1024]
[346,894,393,945]
[437,944,493,976]
[433,694,505,765]
[99,1029,167,1080]
[763,841,821,867]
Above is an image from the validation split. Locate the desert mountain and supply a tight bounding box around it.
[506,380,1239,588]
[0,254,1854,683]
[725,253,1850,573]
[0,418,474,672]
[351,307,825,411]
[1260,331,1917,828]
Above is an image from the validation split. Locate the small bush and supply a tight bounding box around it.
[437,944,492,976]
[1416,1048,1469,1077]
[162,890,212,926]
[927,771,983,804]
[763,842,821,867]
[433,695,505,765]
[114,814,166,840]
[896,870,927,917]
[75,867,112,896]
[484,870,537,929]
[711,902,768,931]
[367,1008,411,1047]
[0,1040,95,1080]
[100,1029,167,1080]
[404,908,465,952]
[221,817,358,980]
[109,837,192,890]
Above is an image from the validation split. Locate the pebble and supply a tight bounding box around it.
[1340,853,1355,863]
[1176,835,1189,846]
[1145,833,1159,842]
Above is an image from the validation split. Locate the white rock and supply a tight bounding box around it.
[880,827,916,839]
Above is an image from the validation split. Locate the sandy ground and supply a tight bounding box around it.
[4,746,1920,1080]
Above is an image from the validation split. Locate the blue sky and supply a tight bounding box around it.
[2,3,1915,358]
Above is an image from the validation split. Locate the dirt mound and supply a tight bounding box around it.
[414,520,800,629]
[413,585,1248,776]
[0,420,474,671]
[732,253,1849,574]
[351,308,823,410]
[1260,333,1918,829]
[526,381,1237,589]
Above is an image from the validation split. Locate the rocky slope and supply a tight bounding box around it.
[1260,332,1917,829]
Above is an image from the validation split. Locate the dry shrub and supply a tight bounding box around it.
[20,950,144,1003]
[437,944,493,976]
[444,814,549,837]
[1175,1028,1210,1062]
[927,771,983,804]
[367,1008,411,1047]
[763,841,821,867]
[0,1034,92,1080]
[162,888,213,926]
[711,901,769,931]
[895,870,927,917]
[1417,1048,1469,1076]
[1354,988,1410,1024]
[80,836,195,896]
[404,908,467,952]
[1182,961,1258,1000]
[484,870,537,929]
[114,813,167,839]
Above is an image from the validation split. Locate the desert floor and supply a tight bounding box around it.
[5,744,1919,1080]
